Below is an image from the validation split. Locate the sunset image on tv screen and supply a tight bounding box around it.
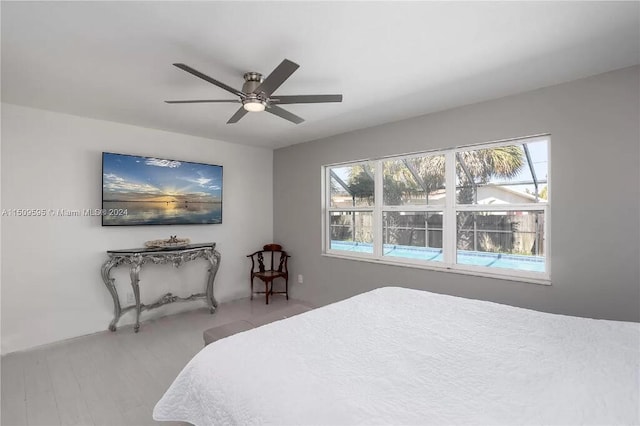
[102,152,222,226]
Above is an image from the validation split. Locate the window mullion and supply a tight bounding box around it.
[443,152,456,265]
[456,203,547,212]
[543,204,549,278]
[324,166,330,252]
[373,160,383,258]
[328,207,376,212]
[382,205,444,212]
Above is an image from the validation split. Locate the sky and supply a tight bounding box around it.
[504,140,548,185]
[103,153,222,202]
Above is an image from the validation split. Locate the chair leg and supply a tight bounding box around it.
[285,277,289,300]
[250,276,254,300]
[265,281,269,305]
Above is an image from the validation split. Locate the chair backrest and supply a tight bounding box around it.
[248,249,290,273]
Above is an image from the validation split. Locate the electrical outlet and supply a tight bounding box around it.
[126,292,135,304]
[297,274,303,284]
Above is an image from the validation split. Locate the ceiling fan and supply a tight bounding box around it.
[165,59,343,124]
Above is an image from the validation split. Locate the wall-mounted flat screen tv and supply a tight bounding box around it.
[102,152,222,226]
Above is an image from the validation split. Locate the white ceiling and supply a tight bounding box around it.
[2,2,639,149]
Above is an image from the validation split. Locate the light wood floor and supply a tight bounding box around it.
[1,296,310,426]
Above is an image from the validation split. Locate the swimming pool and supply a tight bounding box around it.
[330,241,545,273]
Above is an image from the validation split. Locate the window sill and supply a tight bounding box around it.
[321,252,552,286]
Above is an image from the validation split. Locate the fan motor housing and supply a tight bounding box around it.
[242,72,263,94]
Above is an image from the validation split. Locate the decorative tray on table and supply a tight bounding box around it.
[144,236,191,250]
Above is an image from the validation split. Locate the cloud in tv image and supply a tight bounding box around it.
[102,153,222,225]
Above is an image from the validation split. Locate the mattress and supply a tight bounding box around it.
[153,287,640,425]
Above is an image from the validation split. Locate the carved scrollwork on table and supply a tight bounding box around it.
[142,249,212,268]
[100,243,221,333]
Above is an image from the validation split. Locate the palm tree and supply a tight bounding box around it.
[455,145,524,204]
[347,165,375,203]
[454,146,524,251]
[341,146,524,204]
[380,146,524,205]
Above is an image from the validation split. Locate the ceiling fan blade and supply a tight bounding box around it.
[270,94,343,104]
[173,63,246,98]
[165,99,240,104]
[227,107,248,124]
[266,105,305,124]
[254,59,299,97]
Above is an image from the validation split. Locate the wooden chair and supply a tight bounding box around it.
[247,244,291,304]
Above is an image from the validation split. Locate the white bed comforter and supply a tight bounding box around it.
[153,287,640,425]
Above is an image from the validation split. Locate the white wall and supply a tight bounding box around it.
[1,103,273,354]
[274,66,640,322]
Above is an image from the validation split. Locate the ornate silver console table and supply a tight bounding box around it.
[101,243,221,333]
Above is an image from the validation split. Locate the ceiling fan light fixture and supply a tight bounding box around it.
[242,100,266,112]
[167,59,342,124]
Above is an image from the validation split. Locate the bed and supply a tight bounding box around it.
[153,287,639,425]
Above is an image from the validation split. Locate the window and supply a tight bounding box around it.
[328,162,375,253]
[323,136,549,282]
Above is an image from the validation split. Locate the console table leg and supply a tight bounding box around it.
[205,249,221,314]
[130,255,143,333]
[101,258,122,332]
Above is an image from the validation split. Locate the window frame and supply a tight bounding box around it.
[324,160,376,260]
[322,135,550,284]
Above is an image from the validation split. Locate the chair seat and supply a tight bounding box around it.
[253,270,286,280]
